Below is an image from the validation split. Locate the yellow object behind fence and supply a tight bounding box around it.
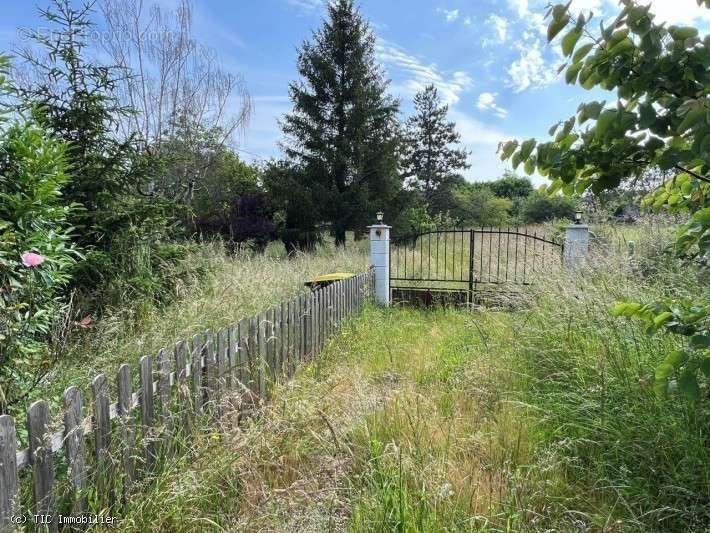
[305,272,355,289]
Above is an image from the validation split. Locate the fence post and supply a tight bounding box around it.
[368,213,391,306]
[27,401,56,532]
[564,220,590,268]
[0,415,18,530]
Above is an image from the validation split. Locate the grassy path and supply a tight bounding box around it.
[116,272,710,531]
[117,306,530,532]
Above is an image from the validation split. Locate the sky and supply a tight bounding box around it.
[1,0,709,185]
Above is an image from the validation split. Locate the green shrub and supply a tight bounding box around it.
[0,120,80,410]
[520,192,577,223]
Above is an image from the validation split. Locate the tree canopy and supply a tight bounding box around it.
[281,0,401,245]
[402,84,470,199]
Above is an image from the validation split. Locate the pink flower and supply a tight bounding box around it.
[21,252,45,268]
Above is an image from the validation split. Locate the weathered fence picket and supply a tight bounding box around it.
[28,400,56,532]
[0,270,373,525]
[139,355,156,470]
[0,415,18,529]
[92,374,112,506]
[116,364,135,499]
[191,334,204,416]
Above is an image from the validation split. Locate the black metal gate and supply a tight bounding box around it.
[389,228,563,305]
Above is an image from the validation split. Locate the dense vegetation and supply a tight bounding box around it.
[500,0,709,402]
[1,0,708,529]
[0,0,586,413]
[113,223,707,531]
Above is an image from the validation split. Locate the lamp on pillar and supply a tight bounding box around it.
[564,210,590,268]
[369,211,390,306]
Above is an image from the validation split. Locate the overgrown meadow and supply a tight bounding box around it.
[98,222,709,533]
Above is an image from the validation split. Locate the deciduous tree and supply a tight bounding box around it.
[499,0,709,400]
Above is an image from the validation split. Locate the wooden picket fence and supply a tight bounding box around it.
[0,270,374,531]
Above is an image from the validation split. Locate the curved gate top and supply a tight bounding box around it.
[389,227,563,305]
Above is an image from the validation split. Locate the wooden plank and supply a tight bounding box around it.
[296,298,301,363]
[305,294,313,360]
[329,283,335,332]
[226,325,236,390]
[237,318,248,390]
[257,312,267,398]
[0,415,18,530]
[204,330,218,410]
[63,387,87,515]
[265,308,274,382]
[92,374,113,506]
[191,334,204,415]
[139,355,156,469]
[275,306,282,376]
[281,302,288,376]
[158,348,171,426]
[174,341,189,434]
[27,400,56,532]
[285,300,293,377]
[320,288,325,351]
[314,291,319,353]
[217,328,227,398]
[248,316,258,395]
[116,364,136,499]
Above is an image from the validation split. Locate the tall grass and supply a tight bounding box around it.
[13,240,369,418]
[500,233,710,530]
[83,221,708,531]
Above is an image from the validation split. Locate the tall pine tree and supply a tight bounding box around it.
[402,85,469,210]
[281,0,400,246]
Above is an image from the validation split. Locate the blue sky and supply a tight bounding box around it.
[1,0,710,184]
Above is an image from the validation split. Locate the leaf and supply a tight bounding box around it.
[655,363,674,380]
[561,27,583,56]
[565,61,584,84]
[669,26,699,41]
[548,15,571,42]
[653,311,674,328]
[524,156,536,175]
[572,43,594,63]
[519,139,537,160]
[678,370,701,400]
[677,108,705,134]
[608,38,634,58]
[499,140,518,160]
[690,335,710,349]
[701,358,710,378]
[595,109,617,139]
[653,378,669,399]
[664,349,689,369]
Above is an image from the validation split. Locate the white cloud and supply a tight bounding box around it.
[648,0,710,25]
[464,16,473,26]
[487,14,509,42]
[437,8,460,22]
[285,0,323,12]
[508,0,528,18]
[507,40,557,92]
[476,92,508,118]
[376,39,473,105]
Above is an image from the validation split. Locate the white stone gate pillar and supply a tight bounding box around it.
[368,213,390,306]
[564,220,590,268]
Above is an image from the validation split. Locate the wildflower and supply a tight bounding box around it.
[21,251,45,268]
[437,482,454,500]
